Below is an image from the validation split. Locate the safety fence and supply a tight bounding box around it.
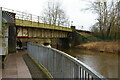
[27,42,106,79]
[1,7,41,22]
[1,7,71,31]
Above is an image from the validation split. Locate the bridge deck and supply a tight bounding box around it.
[2,50,47,79]
[1,7,72,32]
[16,19,72,32]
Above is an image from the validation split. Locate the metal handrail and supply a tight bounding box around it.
[27,42,107,79]
[1,7,72,31]
[1,7,68,27]
[1,7,39,22]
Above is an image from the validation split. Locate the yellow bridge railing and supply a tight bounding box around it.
[1,7,72,32]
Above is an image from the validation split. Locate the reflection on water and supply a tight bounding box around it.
[57,48,118,78]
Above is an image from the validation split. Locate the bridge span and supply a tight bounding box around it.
[1,7,94,54]
[2,7,71,38]
[0,7,72,54]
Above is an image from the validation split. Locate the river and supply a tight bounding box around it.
[55,47,118,78]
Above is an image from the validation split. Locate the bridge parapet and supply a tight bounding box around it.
[1,7,72,32]
[16,19,72,31]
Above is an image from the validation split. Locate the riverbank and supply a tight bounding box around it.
[75,41,120,53]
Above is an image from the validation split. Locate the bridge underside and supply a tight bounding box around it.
[16,26,71,48]
[17,26,69,39]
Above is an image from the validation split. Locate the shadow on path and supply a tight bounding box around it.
[23,54,49,80]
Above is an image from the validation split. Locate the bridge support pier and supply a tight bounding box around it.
[69,26,87,47]
[1,10,16,54]
[8,24,16,53]
[51,38,70,48]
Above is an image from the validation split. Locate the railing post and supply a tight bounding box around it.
[38,16,39,26]
[61,56,64,78]
[53,51,56,77]
[22,12,24,25]
[47,48,50,71]
[30,14,32,26]
[80,67,82,79]
[46,48,48,70]
[12,10,14,13]
[74,64,80,78]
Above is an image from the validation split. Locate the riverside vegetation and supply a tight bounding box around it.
[75,41,119,53]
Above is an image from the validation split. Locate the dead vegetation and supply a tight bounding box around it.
[75,41,120,53]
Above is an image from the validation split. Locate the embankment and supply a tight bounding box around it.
[75,41,120,53]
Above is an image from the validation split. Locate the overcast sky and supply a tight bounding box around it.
[0,0,99,31]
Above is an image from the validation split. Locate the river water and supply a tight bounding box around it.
[56,47,118,78]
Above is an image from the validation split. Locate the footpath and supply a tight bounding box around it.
[2,50,48,80]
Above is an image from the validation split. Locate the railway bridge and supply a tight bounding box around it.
[0,7,94,54]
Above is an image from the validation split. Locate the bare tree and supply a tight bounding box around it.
[87,0,119,40]
[40,1,70,27]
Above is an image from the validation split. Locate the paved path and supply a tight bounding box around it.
[2,50,32,79]
[2,50,49,79]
